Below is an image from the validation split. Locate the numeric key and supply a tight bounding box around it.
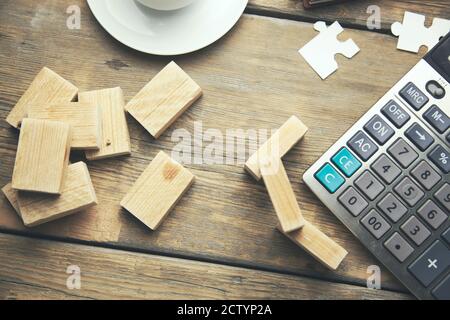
[361,209,391,239]
[401,216,431,246]
[338,187,368,217]
[377,193,408,222]
[394,177,425,207]
[371,154,401,184]
[355,171,385,200]
[434,183,450,212]
[418,200,448,230]
[411,161,441,191]
[388,138,418,168]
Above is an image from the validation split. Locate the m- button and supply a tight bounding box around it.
[400,82,429,111]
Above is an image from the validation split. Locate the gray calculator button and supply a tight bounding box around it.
[384,232,414,262]
[408,241,450,287]
[405,123,435,152]
[338,187,368,217]
[381,100,410,128]
[400,82,429,111]
[364,115,395,145]
[432,274,450,300]
[388,138,418,168]
[401,216,431,246]
[411,161,442,190]
[355,171,385,201]
[418,200,448,230]
[394,177,425,207]
[361,209,391,239]
[423,105,450,134]
[377,193,408,222]
[434,183,450,212]
[428,145,450,174]
[371,154,401,184]
[443,228,450,246]
[347,131,379,162]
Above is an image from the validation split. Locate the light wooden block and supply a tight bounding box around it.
[16,162,98,227]
[125,61,202,139]
[245,116,308,181]
[2,183,21,217]
[28,102,101,150]
[79,87,131,160]
[6,67,78,129]
[260,157,305,232]
[12,118,71,195]
[279,222,348,270]
[121,151,195,230]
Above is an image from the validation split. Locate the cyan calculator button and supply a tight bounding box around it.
[331,147,362,177]
[315,163,345,193]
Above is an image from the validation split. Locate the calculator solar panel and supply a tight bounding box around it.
[303,33,450,300]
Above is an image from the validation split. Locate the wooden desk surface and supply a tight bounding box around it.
[1,0,447,300]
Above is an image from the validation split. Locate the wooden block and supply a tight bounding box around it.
[260,157,305,232]
[6,67,78,129]
[16,162,98,227]
[2,183,21,217]
[245,116,308,181]
[125,61,202,139]
[28,102,101,150]
[79,87,131,160]
[120,151,195,230]
[12,118,71,194]
[279,221,348,270]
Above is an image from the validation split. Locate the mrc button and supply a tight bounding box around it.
[400,82,429,111]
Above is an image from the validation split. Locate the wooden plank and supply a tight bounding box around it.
[121,151,195,230]
[79,87,131,160]
[28,102,101,150]
[247,0,450,33]
[1,183,20,216]
[279,222,348,270]
[245,116,308,180]
[11,118,71,195]
[0,0,432,292]
[125,61,202,139]
[0,233,412,300]
[10,162,97,227]
[5,67,78,129]
[260,157,305,232]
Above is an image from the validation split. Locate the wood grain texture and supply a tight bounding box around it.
[0,233,412,300]
[247,0,450,32]
[11,118,71,194]
[2,184,20,216]
[15,162,97,227]
[5,67,78,129]
[245,116,308,180]
[125,61,202,139]
[121,151,195,230]
[28,102,101,150]
[280,222,348,270]
[0,0,437,295]
[79,87,131,160]
[260,157,305,232]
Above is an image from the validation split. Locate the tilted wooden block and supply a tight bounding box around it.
[16,162,98,227]
[6,67,78,129]
[121,151,195,230]
[2,183,21,217]
[245,116,308,181]
[125,61,202,139]
[260,157,305,232]
[12,118,71,195]
[79,87,131,160]
[279,221,348,270]
[28,102,101,150]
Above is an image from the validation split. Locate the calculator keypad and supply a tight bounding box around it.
[306,59,450,299]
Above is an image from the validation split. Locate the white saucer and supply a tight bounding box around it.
[87,0,248,55]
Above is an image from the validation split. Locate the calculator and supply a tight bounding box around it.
[303,32,450,300]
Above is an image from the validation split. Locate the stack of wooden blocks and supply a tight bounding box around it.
[244,116,348,270]
[2,61,201,230]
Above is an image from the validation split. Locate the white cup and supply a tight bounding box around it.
[136,0,197,11]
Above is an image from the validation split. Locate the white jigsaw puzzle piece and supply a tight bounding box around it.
[391,11,450,53]
[299,21,360,79]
